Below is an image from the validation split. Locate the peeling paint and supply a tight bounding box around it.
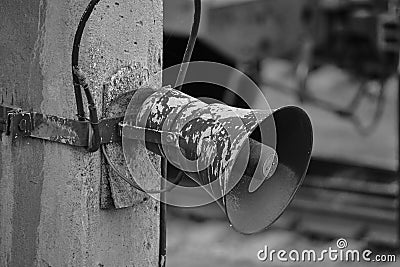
[133,88,273,202]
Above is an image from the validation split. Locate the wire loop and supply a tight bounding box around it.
[71,0,201,190]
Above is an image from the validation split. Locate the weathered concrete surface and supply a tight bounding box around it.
[101,66,160,210]
[0,0,162,266]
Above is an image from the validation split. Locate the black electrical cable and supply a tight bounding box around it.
[70,1,200,266]
[73,66,101,152]
[72,0,101,121]
[72,0,200,187]
[72,0,101,151]
[72,2,201,267]
[174,0,201,91]
[165,0,201,190]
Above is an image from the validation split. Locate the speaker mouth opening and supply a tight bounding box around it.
[224,106,313,234]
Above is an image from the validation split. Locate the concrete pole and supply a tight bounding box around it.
[0,0,162,266]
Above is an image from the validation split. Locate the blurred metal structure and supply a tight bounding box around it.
[164,0,400,247]
[165,0,312,63]
[295,0,398,134]
[293,0,400,247]
[292,158,399,246]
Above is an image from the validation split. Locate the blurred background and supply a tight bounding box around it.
[163,0,400,266]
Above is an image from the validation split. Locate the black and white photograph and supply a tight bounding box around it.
[0,0,399,266]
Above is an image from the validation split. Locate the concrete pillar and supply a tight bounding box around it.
[0,0,162,266]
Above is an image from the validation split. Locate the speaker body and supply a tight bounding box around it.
[123,87,313,234]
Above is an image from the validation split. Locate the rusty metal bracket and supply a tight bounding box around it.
[0,105,18,133]
[0,104,182,148]
[120,123,182,145]
[0,104,123,147]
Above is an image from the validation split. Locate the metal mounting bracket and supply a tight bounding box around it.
[0,104,122,146]
[0,104,181,148]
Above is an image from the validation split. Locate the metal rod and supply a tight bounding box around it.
[159,159,167,267]
[393,0,400,247]
[397,43,400,247]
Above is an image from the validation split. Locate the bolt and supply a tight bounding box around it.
[166,134,175,143]
[18,119,27,132]
[262,152,278,178]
